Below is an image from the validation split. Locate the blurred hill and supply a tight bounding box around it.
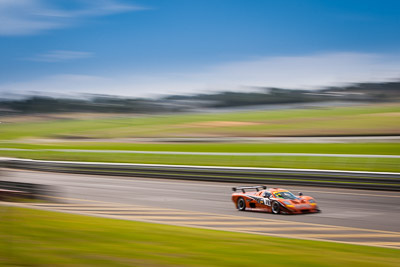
[1,80,399,115]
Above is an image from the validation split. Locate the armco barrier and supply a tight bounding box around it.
[1,158,400,191]
[0,180,53,199]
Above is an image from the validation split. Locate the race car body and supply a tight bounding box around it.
[232,186,320,214]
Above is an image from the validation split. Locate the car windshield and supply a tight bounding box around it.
[273,191,297,200]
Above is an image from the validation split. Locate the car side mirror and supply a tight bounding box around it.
[299,192,303,197]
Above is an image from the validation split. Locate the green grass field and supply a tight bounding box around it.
[1,143,399,172]
[1,103,399,172]
[0,148,399,172]
[0,103,399,140]
[2,142,400,154]
[1,207,399,266]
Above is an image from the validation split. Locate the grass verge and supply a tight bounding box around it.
[2,142,400,154]
[0,149,399,172]
[0,207,399,266]
[0,103,399,140]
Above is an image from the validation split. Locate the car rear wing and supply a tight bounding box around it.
[232,185,267,193]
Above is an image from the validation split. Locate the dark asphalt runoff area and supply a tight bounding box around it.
[2,169,399,233]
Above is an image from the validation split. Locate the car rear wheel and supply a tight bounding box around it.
[237,197,246,211]
[271,201,280,214]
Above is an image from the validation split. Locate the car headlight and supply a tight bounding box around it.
[283,201,291,205]
[309,199,316,203]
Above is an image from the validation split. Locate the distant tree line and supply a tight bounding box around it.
[0,81,399,115]
[0,95,182,115]
[165,81,400,108]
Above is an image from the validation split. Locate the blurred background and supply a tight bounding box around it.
[1,0,400,266]
[0,0,399,171]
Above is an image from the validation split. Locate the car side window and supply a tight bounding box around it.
[263,192,271,198]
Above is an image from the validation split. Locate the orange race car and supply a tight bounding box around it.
[232,185,320,214]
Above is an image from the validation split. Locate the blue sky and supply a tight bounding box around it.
[1,0,400,98]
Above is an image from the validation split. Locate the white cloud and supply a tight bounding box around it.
[26,50,94,62]
[196,52,400,90]
[0,74,110,98]
[1,52,400,98]
[0,0,145,35]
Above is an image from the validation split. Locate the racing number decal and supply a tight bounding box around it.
[246,195,270,206]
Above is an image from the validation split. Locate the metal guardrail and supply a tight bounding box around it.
[1,158,400,191]
[0,180,54,199]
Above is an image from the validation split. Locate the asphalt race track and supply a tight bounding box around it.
[1,169,400,248]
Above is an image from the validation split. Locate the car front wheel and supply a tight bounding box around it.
[271,201,280,214]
